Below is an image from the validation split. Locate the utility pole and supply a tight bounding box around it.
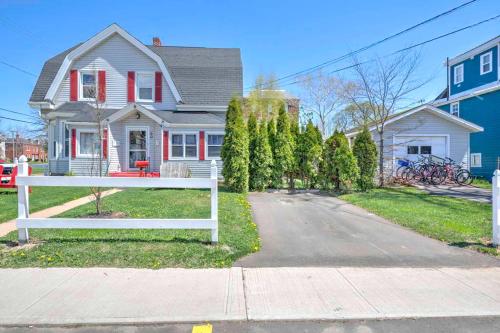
[11,130,16,161]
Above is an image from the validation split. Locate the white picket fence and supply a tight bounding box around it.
[15,156,219,244]
[493,170,500,246]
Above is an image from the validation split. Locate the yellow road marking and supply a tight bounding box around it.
[192,323,212,333]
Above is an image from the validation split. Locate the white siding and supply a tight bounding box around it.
[48,118,69,174]
[54,33,177,110]
[371,110,471,175]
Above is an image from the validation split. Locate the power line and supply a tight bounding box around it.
[0,107,39,120]
[0,60,37,77]
[245,0,479,90]
[278,13,500,88]
[0,115,40,125]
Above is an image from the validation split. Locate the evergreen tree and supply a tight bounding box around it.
[289,120,301,189]
[322,130,349,190]
[267,117,277,159]
[247,112,258,187]
[271,103,293,188]
[250,120,273,191]
[221,97,249,193]
[352,126,377,191]
[333,137,360,190]
[296,120,323,188]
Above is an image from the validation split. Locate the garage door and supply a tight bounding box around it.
[394,135,448,165]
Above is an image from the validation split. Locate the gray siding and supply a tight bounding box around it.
[48,118,69,174]
[372,109,470,174]
[54,34,177,110]
[167,160,223,178]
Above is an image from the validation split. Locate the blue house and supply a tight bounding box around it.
[434,36,500,178]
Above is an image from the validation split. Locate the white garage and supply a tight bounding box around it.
[346,105,483,175]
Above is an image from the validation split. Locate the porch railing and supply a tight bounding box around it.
[15,155,219,244]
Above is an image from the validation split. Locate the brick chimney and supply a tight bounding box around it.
[152,37,162,46]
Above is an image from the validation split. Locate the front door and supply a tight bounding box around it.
[127,127,149,169]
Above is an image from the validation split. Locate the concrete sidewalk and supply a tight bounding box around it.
[0,189,122,237]
[1,266,500,325]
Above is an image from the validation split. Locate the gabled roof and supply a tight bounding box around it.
[30,24,242,107]
[345,104,483,137]
[448,35,500,66]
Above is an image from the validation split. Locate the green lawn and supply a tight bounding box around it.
[0,187,93,223]
[0,188,259,268]
[340,187,497,255]
[472,177,492,190]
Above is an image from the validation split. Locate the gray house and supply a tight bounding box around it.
[345,105,483,175]
[29,24,242,176]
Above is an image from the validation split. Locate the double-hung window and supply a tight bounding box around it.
[137,72,154,101]
[453,64,464,84]
[451,102,460,117]
[470,153,482,168]
[61,122,70,158]
[171,133,198,159]
[207,134,224,159]
[78,130,100,157]
[80,71,97,100]
[480,51,492,75]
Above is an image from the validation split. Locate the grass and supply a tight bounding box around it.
[0,187,259,268]
[340,186,497,255]
[472,177,491,190]
[0,187,94,223]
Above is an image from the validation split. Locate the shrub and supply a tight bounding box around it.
[333,137,360,190]
[247,112,258,187]
[352,127,377,191]
[250,120,273,191]
[271,103,293,188]
[221,97,249,193]
[296,120,323,188]
[321,130,349,190]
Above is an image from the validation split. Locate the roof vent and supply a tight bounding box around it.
[152,37,162,46]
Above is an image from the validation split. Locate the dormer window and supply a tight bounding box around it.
[453,64,464,85]
[480,51,492,75]
[136,72,154,102]
[80,71,97,99]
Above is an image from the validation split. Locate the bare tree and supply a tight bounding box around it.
[244,74,285,120]
[86,85,109,215]
[342,51,427,186]
[298,70,344,137]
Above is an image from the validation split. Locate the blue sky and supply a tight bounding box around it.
[0,0,498,134]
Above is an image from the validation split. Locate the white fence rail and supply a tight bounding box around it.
[16,156,219,244]
[493,170,500,246]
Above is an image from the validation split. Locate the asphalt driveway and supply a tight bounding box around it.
[235,192,499,267]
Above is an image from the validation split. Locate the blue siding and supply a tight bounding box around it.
[450,46,498,96]
[439,90,500,178]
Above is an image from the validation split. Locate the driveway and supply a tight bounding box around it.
[235,192,499,267]
[414,184,492,203]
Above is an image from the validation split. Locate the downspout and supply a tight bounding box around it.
[446,57,450,102]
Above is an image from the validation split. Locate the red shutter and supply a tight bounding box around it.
[102,128,108,159]
[163,130,169,161]
[70,70,78,101]
[155,71,162,103]
[199,131,205,161]
[127,71,135,102]
[71,129,76,159]
[98,70,106,102]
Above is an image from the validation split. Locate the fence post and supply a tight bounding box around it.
[493,170,500,246]
[210,160,218,244]
[17,155,30,244]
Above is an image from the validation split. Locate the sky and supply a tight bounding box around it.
[0,0,498,135]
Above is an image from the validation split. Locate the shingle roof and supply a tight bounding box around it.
[58,102,225,125]
[30,43,242,106]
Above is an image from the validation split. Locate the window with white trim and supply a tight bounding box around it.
[171,133,198,159]
[62,122,70,158]
[207,134,224,158]
[480,51,492,75]
[136,72,154,101]
[451,102,460,117]
[78,130,100,157]
[454,64,464,84]
[470,153,482,168]
[80,71,97,99]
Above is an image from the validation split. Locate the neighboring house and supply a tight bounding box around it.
[29,24,242,176]
[433,35,499,178]
[345,105,483,176]
[4,134,47,162]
